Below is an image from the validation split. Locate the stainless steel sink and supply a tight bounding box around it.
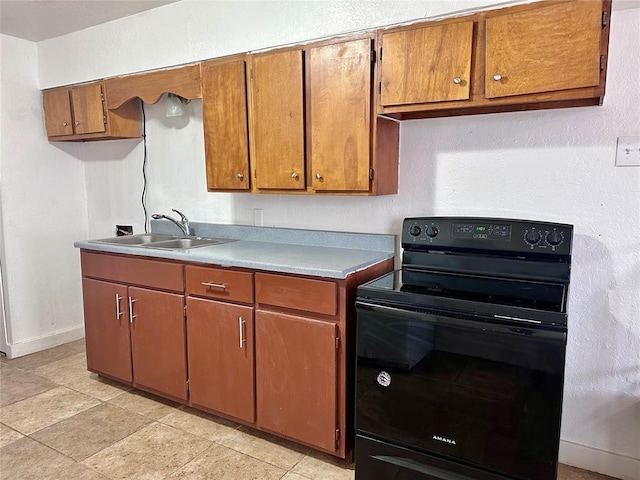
[90,234,234,250]
[91,233,177,245]
[144,237,234,249]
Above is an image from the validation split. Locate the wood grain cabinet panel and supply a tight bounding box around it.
[82,278,132,383]
[308,38,372,192]
[202,58,251,191]
[380,21,474,106]
[256,310,338,452]
[186,265,253,304]
[70,83,107,135]
[255,272,337,316]
[129,286,187,401]
[485,1,603,99]
[187,298,255,422]
[249,50,305,190]
[42,88,74,137]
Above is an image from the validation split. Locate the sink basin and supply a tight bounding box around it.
[91,233,176,245]
[90,234,235,250]
[144,237,234,249]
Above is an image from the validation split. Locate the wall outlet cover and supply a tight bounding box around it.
[615,136,640,167]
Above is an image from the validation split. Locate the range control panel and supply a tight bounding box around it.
[403,217,573,256]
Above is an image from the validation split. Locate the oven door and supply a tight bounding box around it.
[355,300,566,480]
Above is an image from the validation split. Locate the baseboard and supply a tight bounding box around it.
[560,439,640,480]
[4,325,85,358]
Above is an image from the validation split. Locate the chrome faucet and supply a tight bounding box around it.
[151,209,191,236]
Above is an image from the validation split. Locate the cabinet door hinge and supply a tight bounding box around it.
[335,428,340,443]
[184,305,187,318]
[335,336,340,350]
[186,379,190,394]
[103,115,107,125]
[254,169,258,179]
[379,82,382,95]
[600,55,606,71]
[369,168,374,181]
[379,47,382,60]
[370,50,376,63]
[602,11,608,28]
[250,68,254,80]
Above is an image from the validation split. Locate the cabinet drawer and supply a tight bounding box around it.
[255,273,337,316]
[186,265,253,304]
[81,251,183,292]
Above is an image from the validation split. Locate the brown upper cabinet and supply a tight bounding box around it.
[377,0,612,119]
[248,49,306,191]
[42,81,142,141]
[201,57,251,191]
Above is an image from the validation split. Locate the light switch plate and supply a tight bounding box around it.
[615,136,640,166]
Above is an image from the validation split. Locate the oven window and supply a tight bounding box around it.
[355,302,566,480]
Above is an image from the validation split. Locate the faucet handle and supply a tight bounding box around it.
[172,209,189,223]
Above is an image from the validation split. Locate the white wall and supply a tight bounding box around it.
[33,1,640,478]
[0,34,88,357]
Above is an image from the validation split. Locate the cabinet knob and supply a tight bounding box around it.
[493,74,502,81]
[291,172,299,180]
[236,173,244,180]
[63,122,68,127]
[75,121,80,126]
[453,77,462,85]
[315,173,323,180]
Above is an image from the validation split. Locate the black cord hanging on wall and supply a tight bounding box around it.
[141,102,149,234]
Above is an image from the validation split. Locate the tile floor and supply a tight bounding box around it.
[0,340,619,480]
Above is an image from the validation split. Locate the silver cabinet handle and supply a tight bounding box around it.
[201,282,226,290]
[315,173,322,180]
[128,297,137,323]
[237,173,244,180]
[291,172,299,180]
[493,74,502,81]
[453,77,461,84]
[239,317,245,349]
[115,293,123,320]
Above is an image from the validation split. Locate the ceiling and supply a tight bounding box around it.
[1,0,639,43]
[0,0,180,42]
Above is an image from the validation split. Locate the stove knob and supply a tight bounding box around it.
[546,230,563,246]
[409,225,422,236]
[425,226,439,238]
[525,229,541,245]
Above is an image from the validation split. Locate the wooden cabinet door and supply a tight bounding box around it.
[380,21,474,106]
[129,287,187,401]
[81,278,132,382]
[202,59,251,191]
[485,1,603,99]
[250,50,305,190]
[186,298,255,422]
[308,38,372,192]
[43,88,74,137]
[69,83,106,134]
[256,310,338,452]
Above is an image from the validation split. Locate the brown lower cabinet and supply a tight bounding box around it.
[80,250,393,459]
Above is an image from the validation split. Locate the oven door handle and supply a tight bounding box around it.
[372,455,475,480]
[356,300,565,340]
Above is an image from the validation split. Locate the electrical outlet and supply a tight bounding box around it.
[615,136,640,167]
[253,208,263,227]
[116,225,133,236]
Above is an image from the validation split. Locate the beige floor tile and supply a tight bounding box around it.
[168,443,287,480]
[66,373,132,401]
[31,403,152,461]
[218,426,308,470]
[282,473,311,480]
[107,389,182,420]
[0,363,57,407]
[0,422,24,448]
[52,463,111,480]
[291,453,354,480]
[65,338,88,354]
[81,422,211,480]
[33,352,90,385]
[0,436,76,479]
[159,406,241,442]
[558,463,619,479]
[3,341,83,371]
[0,386,100,435]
